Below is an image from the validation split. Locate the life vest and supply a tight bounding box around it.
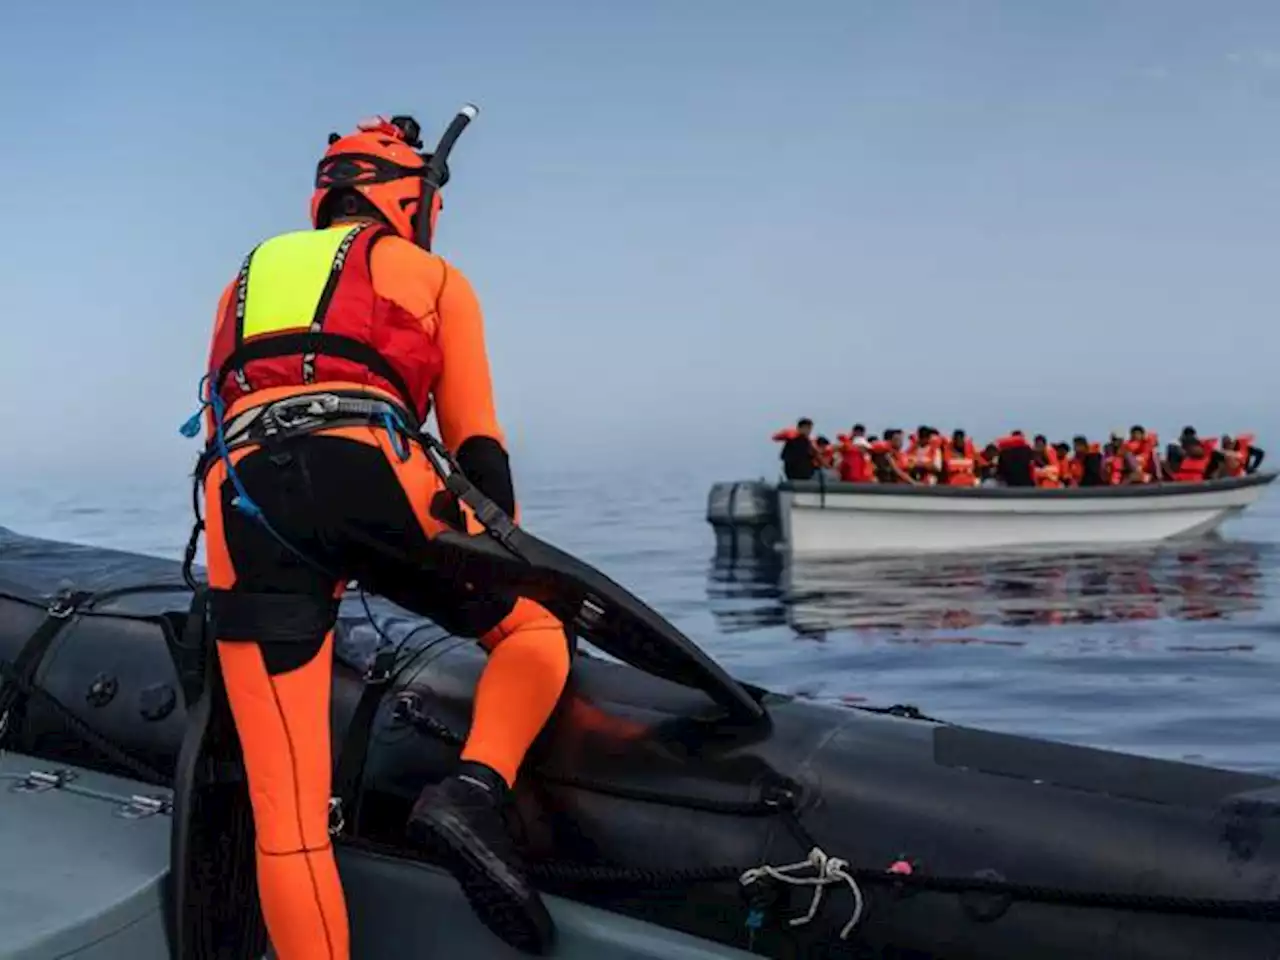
[208,223,442,421]
[911,438,943,483]
[1034,455,1062,488]
[1174,454,1211,482]
[837,440,873,483]
[1064,456,1083,486]
[1123,439,1156,482]
[1107,453,1132,485]
[772,427,801,442]
[1223,433,1255,477]
[995,434,1028,452]
[1030,445,1060,488]
[944,438,979,486]
[868,441,902,482]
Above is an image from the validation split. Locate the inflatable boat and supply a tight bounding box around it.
[1,526,1277,959]
[707,474,1278,557]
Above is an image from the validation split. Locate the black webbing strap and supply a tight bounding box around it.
[329,646,398,836]
[0,588,94,743]
[214,332,417,421]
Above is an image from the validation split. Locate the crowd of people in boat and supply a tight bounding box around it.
[772,421,1266,487]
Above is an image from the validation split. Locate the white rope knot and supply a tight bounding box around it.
[740,846,865,940]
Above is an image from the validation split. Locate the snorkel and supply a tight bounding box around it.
[414,103,480,251]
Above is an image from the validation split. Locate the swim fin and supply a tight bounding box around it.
[414,434,766,724]
[429,525,765,724]
[167,593,268,959]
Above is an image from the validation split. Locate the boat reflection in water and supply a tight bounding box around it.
[707,539,1269,642]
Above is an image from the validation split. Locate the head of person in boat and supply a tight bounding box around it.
[849,423,870,448]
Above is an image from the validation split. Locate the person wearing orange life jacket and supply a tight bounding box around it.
[942,429,980,486]
[875,429,916,484]
[907,426,944,484]
[1222,433,1266,477]
[1032,434,1063,488]
[1069,436,1106,486]
[977,442,1000,483]
[837,426,874,482]
[773,418,819,480]
[1052,443,1073,484]
[994,431,1036,487]
[1105,432,1144,485]
[1172,435,1222,482]
[1168,428,1226,483]
[1125,425,1159,482]
[815,435,837,470]
[184,112,571,957]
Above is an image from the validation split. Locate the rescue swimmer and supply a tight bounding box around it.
[185,110,569,959]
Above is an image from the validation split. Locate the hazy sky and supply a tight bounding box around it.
[3,0,1279,482]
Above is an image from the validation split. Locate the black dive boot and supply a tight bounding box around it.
[406,762,554,954]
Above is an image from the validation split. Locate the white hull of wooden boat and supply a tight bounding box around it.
[777,474,1276,557]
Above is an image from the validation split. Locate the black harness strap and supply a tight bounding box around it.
[0,588,94,743]
[329,646,398,836]
[208,589,339,645]
[214,331,418,418]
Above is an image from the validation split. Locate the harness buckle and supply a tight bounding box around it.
[47,590,79,620]
[328,796,346,836]
[364,648,397,685]
[262,393,343,434]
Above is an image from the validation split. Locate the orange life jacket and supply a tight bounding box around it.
[1174,454,1211,482]
[1107,453,1132,485]
[1064,457,1083,486]
[1124,440,1146,480]
[1223,433,1255,478]
[910,438,942,483]
[1034,447,1062,488]
[837,440,873,483]
[208,222,442,421]
[944,438,979,486]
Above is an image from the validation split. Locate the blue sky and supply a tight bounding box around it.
[3,0,1279,483]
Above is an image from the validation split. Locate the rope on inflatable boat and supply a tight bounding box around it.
[400,709,1280,924]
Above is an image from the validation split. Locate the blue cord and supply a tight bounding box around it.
[180,376,339,581]
[382,411,410,462]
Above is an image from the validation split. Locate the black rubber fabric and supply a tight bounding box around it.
[216,434,520,650]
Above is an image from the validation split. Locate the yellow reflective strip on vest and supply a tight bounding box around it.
[241,226,360,339]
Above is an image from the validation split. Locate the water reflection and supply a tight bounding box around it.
[707,541,1269,639]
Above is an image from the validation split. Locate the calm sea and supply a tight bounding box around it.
[2,463,1277,777]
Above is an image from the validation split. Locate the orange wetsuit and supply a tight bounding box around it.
[201,226,568,960]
